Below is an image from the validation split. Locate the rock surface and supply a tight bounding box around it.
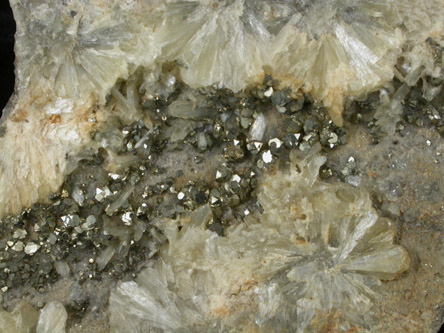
[0,1,443,332]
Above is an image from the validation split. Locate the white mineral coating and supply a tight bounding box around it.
[36,301,68,333]
[1,0,443,218]
[109,147,409,332]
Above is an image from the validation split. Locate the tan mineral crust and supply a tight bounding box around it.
[0,0,444,332]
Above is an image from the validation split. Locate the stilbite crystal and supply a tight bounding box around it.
[36,302,68,333]
[0,301,39,333]
[0,1,443,332]
[109,147,409,331]
[0,0,443,216]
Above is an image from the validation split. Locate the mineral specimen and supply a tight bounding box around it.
[109,147,409,332]
[1,0,444,332]
[1,0,443,217]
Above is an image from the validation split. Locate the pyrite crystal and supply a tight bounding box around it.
[109,149,409,331]
[0,0,444,332]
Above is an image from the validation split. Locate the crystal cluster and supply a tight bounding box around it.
[1,1,443,331]
[156,0,444,125]
[10,0,159,103]
[0,300,67,333]
[0,79,350,309]
[109,147,409,331]
[1,0,443,218]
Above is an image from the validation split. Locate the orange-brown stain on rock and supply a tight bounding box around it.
[11,109,28,122]
[211,304,228,317]
[48,114,61,124]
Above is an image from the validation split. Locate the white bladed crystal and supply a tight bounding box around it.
[109,146,409,331]
[36,302,67,333]
[1,0,443,218]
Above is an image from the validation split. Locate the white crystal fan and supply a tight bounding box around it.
[154,0,270,92]
[110,150,409,332]
[270,0,405,125]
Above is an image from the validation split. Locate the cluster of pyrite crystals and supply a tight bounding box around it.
[0,74,415,331]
